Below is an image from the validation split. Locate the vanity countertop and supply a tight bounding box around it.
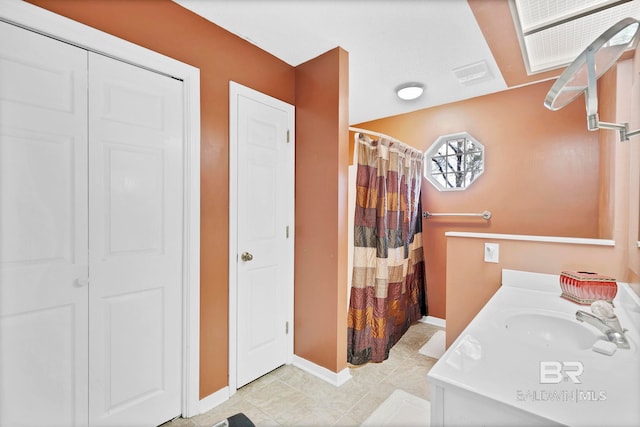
[427,269,640,426]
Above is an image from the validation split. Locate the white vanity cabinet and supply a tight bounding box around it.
[429,378,562,426]
[427,270,640,427]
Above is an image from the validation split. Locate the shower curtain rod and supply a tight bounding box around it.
[349,126,422,155]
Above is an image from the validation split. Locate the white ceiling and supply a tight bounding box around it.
[173,0,508,124]
[173,0,640,124]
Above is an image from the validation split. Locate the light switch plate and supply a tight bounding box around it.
[484,243,499,263]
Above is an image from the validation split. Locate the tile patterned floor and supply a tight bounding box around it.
[165,322,443,427]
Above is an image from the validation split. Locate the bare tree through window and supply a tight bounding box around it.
[424,132,484,191]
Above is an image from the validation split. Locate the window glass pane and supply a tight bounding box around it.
[465,139,478,151]
[431,156,447,173]
[447,139,463,156]
[435,143,448,156]
[445,173,459,188]
[465,171,477,187]
[445,155,458,173]
[434,173,447,188]
[465,153,482,171]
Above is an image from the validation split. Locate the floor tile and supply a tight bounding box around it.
[166,322,442,427]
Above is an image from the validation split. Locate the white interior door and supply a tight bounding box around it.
[88,53,183,426]
[0,16,189,427]
[234,84,294,388]
[0,21,89,426]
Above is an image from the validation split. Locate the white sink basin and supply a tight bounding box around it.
[503,312,600,349]
[428,271,640,427]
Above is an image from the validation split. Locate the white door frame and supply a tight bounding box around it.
[0,0,201,418]
[228,81,294,395]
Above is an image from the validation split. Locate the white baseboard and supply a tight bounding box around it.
[198,356,354,415]
[419,315,446,328]
[198,386,229,415]
[292,355,352,387]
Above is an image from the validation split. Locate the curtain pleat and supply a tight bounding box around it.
[347,133,426,365]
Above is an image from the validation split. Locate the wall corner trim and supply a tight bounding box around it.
[292,355,352,387]
[199,387,230,415]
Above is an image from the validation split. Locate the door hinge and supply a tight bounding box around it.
[286,129,290,143]
[286,225,289,238]
[286,321,289,334]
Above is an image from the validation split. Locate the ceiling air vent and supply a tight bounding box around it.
[452,60,493,86]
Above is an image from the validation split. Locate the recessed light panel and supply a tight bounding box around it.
[512,0,640,74]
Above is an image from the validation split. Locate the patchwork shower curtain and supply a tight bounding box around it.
[347,133,426,365]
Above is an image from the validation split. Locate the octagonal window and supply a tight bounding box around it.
[424,132,484,191]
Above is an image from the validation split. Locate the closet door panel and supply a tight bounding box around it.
[0,21,89,427]
[88,52,183,427]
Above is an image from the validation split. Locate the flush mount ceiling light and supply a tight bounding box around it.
[396,83,424,100]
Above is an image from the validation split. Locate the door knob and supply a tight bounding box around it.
[241,252,254,262]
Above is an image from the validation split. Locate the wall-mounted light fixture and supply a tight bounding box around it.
[544,17,640,142]
[396,82,424,100]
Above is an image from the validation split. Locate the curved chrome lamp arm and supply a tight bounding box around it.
[586,47,636,141]
[586,46,599,132]
[545,17,640,142]
[598,121,636,142]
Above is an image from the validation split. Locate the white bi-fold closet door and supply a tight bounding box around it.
[0,21,183,427]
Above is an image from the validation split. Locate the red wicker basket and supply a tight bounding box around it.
[560,271,617,305]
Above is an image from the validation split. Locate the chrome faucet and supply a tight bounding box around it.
[576,308,630,349]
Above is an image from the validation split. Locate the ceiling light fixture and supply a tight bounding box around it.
[545,17,640,142]
[396,83,424,100]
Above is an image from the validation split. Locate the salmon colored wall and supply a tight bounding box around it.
[445,57,639,347]
[355,81,599,319]
[26,0,297,399]
[630,50,640,292]
[294,48,350,373]
[611,61,633,282]
[445,237,627,348]
[467,0,561,87]
[611,59,640,296]
[599,65,619,239]
[600,60,634,293]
